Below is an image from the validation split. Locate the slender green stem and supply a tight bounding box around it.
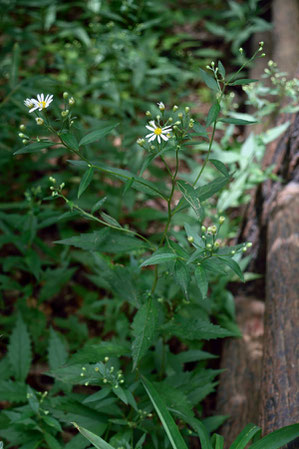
[151,148,179,295]
[192,119,217,188]
[59,193,155,249]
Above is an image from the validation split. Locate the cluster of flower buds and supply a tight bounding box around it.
[93,357,125,389]
[49,177,65,197]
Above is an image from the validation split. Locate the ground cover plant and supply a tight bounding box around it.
[1,1,299,449]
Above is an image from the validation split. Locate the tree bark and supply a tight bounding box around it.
[217,112,299,446]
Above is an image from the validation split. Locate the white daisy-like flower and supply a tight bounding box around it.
[24,98,38,113]
[27,93,54,113]
[145,121,172,144]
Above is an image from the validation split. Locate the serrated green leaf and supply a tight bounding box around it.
[163,314,234,341]
[72,423,116,449]
[79,123,119,146]
[195,265,208,299]
[78,167,94,198]
[13,141,53,155]
[91,197,107,214]
[0,380,27,402]
[247,424,299,449]
[197,176,229,202]
[219,118,257,125]
[217,60,225,78]
[61,132,80,151]
[210,159,229,177]
[200,68,219,91]
[177,180,202,218]
[229,423,261,449]
[140,251,177,267]
[8,314,32,382]
[229,79,258,86]
[55,229,145,253]
[48,327,68,370]
[206,102,220,127]
[100,212,122,228]
[132,297,158,370]
[216,256,244,282]
[174,260,190,300]
[141,376,189,449]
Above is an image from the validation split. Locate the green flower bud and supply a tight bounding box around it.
[68,97,75,105]
[187,236,194,243]
[63,92,69,99]
[173,105,178,111]
[219,216,225,224]
[19,124,26,131]
[35,117,44,125]
[145,110,151,116]
[61,109,69,117]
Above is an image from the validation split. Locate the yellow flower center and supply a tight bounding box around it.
[154,127,162,135]
[40,101,46,108]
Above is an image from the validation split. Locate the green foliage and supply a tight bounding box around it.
[1,1,298,448]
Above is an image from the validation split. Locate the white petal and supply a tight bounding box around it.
[161,134,168,141]
[37,94,42,102]
[149,135,156,142]
[146,125,155,132]
[146,133,154,138]
[157,135,161,144]
[29,105,38,113]
[149,120,157,128]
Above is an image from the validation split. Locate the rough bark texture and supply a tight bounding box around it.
[216,297,265,444]
[217,112,299,446]
[260,181,299,448]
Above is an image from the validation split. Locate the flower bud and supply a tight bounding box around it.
[145,110,151,116]
[239,47,243,54]
[231,250,236,255]
[19,124,26,131]
[137,138,145,146]
[206,243,212,249]
[242,246,247,252]
[178,112,183,119]
[68,97,75,105]
[22,139,28,144]
[246,242,252,248]
[185,106,190,113]
[18,133,25,138]
[219,216,225,224]
[61,109,69,117]
[211,225,217,234]
[201,225,206,233]
[35,117,44,125]
[157,101,165,111]
[104,356,109,362]
[173,105,178,112]
[63,92,69,99]
[187,236,194,243]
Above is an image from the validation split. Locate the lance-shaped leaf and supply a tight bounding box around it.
[177,180,202,218]
[79,123,119,146]
[72,423,116,449]
[131,296,158,370]
[14,141,53,155]
[141,376,189,449]
[246,424,299,449]
[8,314,32,382]
[78,166,94,198]
[229,423,261,449]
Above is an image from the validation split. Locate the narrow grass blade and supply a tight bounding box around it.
[141,376,188,449]
[72,423,116,449]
